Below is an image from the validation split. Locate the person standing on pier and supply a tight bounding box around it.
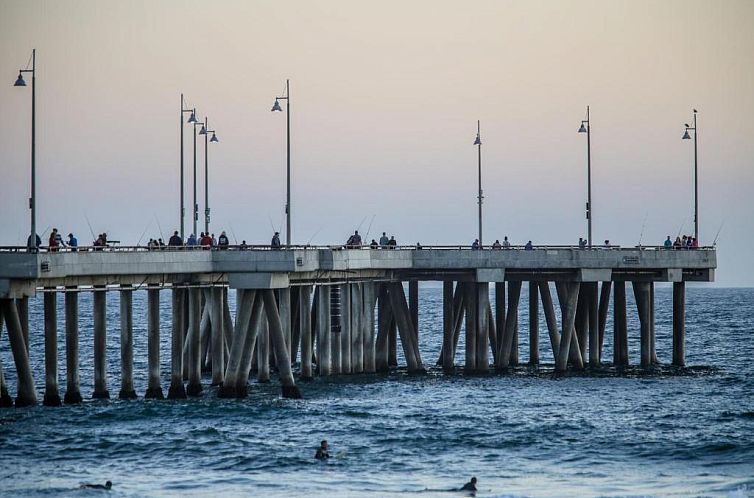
[492,239,502,249]
[48,229,60,251]
[168,231,183,247]
[664,236,673,249]
[218,231,229,249]
[67,233,78,252]
[370,239,378,249]
[379,232,389,248]
[187,233,197,247]
[525,240,533,250]
[388,235,397,249]
[503,236,511,249]
[471,239,480,250]
[271,232,281,249]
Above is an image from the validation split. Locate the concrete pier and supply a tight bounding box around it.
[262,289,301,398]
[587,282,600,366]
[475,283,490,373]
[339,284,351,374]
[145,286,164,399]
[632,282,652,367]
[464,283,477,372]
[186,287,202,396]
[529,282,539,365]
[351,283,364,373]
[555,282,581,372]
[210,287,225,386]
[497,280,521,370]
[64,289,82,404]
[613,282,628,366]
[43,291,61,406]
[92,287,109,399]
[299,285,313,379]
[316,285,331,376]
[17,296,29,354]
[257,315,270,383]
[1,299,37,406]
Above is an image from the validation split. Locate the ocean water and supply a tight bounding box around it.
[1,285,753,497]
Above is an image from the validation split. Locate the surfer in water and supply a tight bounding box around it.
[80,480,112,490]
[315,440,329,460]
[460,476,477,493]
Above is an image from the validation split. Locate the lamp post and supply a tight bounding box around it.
[190,110,204,238]
[271,79,291,247]
[578,106,592,248]
[13,49,36,251]
[682,109,699,242]
[473,120,483,248]
[180,94,195,241]
[198,118,219,235]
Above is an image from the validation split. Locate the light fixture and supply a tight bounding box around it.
[14,73,26,86]
[210,132,218,143]
[271,99,283,112]
[578,123,587,133]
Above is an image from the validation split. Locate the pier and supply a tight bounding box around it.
[0,245,715,407]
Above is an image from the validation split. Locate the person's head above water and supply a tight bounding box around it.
[470,477,477,484]
[320,440,328,448]
[105,481,112,489]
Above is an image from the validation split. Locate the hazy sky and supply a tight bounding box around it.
[1,0,752,285]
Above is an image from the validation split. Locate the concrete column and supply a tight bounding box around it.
[92,287,109,399]
[673,282,686,366]
[363,283,377,373]
[187,287,203,396]
[632,281,652,367]
[17,296,29,354]
[494,283,506,360]
[1,299,37,406]
[118,286,136,400]
[587,282,600,367]
[299,285,313,380]
[236,292,264,397]
[496,280,522,370]
[575,287,588,362]
[451,286,465,361]
[278,287,292,357]
[555,282,584,369]
[145,286,164,399]
[375,284,391,372]
[43,291,61,406]
[487,303,497,364]
[554,282,581,372]
[339,284,352,374]
[199,296,211,373]
[409,280,419,338]
[511,292,520,366]
[64,289,82,404]
[598,282,611,354]
[182,292,190,380]
[442,281,454,372]
[613,281,628,366]
[262,290,302,398]
[210,287,225,386]
[316,286,331,376]
[538,282,560,357]
[649,283,657,364]
[220,290,254,398]
[387,282,423,373]
[168,288,187,399]
[529,282,539,365]
[330,286,342,375]
[257,313,270,382]
[0,309,12,407]
[476,282,490,373]
[223,288,233,364]
[464,283,477,373]
[351,283,364,373]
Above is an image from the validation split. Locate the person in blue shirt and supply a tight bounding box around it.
[186,233,198,247]
[67,233,78,252]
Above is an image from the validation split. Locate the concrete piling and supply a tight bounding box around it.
[299,285,313,380]
[375,284,391,372]
[387,282,423,373]
[363,283,377,373]
[278,288,292,357]
[339,284,352,374]
[17,296,29,355]
[529,282,539,365]
[351,283,364,373]
[236,291,264,396]
[330,286,342,375]
[538,282,560,356]
[257,314,271,383]
[119,286,137,399]
[598,282,611,354]
[262,289,302,398]
[632,281,652,367]
[43,291,61,406]
[145,285,164,399]
[210,287,225,386]
[475,283,490,373]
[0,309,12,407]
[168,288,187,399]
[649,283,657,364]
[554,281,581,372]
[673,282,686,366]
[464,283,477,373]
[409,280,419,337]
[587,282,600,367]
[64,289,82,404]
[219,290,254,398]
[613,281,628,366]
[316,285,331,376]
[496,280,522,370]
[92,287,109,399]
[1,299,37,407]
[557,282,585,369]
[187,287,203,396]
[442,281,454,372]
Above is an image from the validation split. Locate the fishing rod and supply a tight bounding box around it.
[83,213,97,244]
[676,218,686,239]
[364,214,376,241]
[267,213,276,233]
[712,221,725,246]
[154,214,165,242]
[136,220,152,246]
[228,223,239,245]
[306,225,325,246]
[637,212,649,246]
[355,215,367,232]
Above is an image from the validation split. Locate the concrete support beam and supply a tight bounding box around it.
[464,283,477,373]
[279,287,292,357]
[92,287,109,399]
[299,285,313,380]
[409,280,419,337]
[495,282,505,360]
[554,282,581,372]
[257,315,270,383]
[387,282,423,373]
[262,289,302,398]
[168,288,187,399]
[613,281,628,366]
[587,282,600,366]
[632,281,652,367]
[316,285,331,376]
[17,296,29,355]
[237,291,264,397]
[496,280,522,370]
[43,291,61,406]
[598,282,612,354]
[529,282,539,365]
[145,286,164,399]
[351,283,364,374]
[375,284,391,372]
[0,299,37,406]
[673,282,686,367]
[442,281,454,372]
[363,283,377,374]
[187,287,203,396]
[538,282,560,356]
[209,287,225,386]
[119,286,137,400]
[339,284,352,374]
[650,283,657,364]
[0,308,12,407]
[219,290,254,398]
[330,286,341,375]
[475,283,490,373]
[64,289,82,404]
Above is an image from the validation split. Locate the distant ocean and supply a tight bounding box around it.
[1,286,753,497]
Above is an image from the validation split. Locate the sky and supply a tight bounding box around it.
[0,0,752,286]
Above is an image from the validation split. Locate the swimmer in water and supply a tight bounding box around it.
[460,476,477,492]
[315,440,329,460]
[80,480,112,490]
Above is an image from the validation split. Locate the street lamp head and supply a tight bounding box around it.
[473,134,481,146]
[14,73,26,87]
[271,99,283,112]
[578,122,587,133]
[682,129,691,140]
[198,125,207,135]
[187,112,197,124]
[210,132,219,143]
